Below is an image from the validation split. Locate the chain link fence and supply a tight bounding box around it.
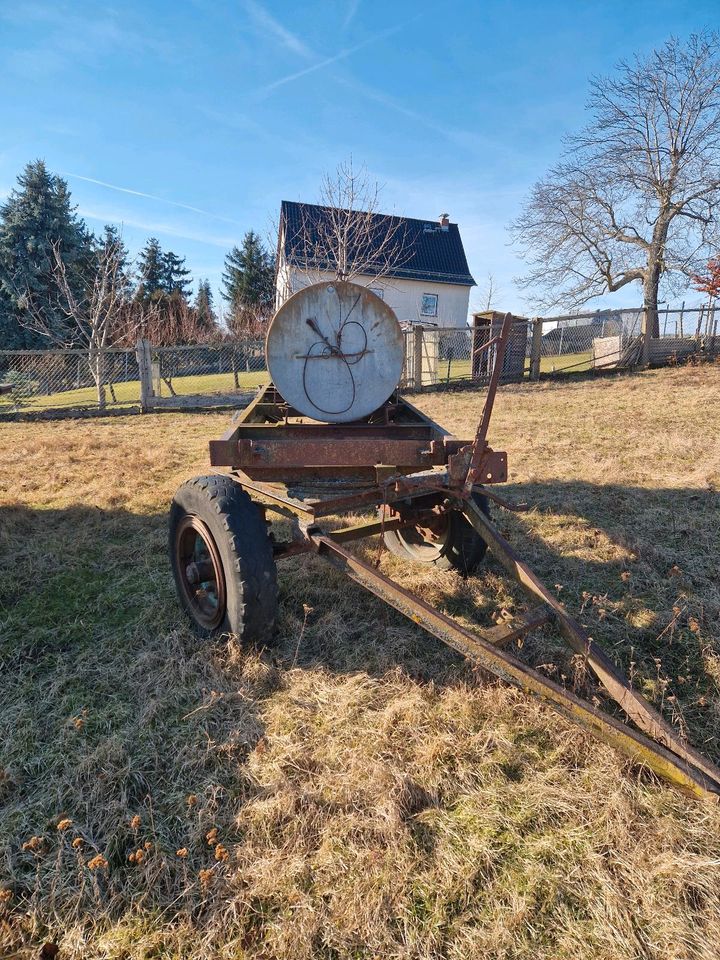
[147,341,266,408]
[0,340,268,416]
[400,320,529,389]
[534,305,718,375]
[2,305,718,417]
[535,308,645,375]
[0,347,140,414]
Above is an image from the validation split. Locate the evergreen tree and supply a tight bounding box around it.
[162,250,192,297]
[96,225,132,297]
[222,231,275,313]
[135,240,192,302]
[135,238,166,300]
[0,160,93,348]
[194,279,216,332]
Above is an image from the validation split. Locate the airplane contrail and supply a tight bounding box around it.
[255,19,412,97]
[63,173,244,226]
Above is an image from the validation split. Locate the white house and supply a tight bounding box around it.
[275,201,476,328]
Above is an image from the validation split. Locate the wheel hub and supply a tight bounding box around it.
[175,516,226,630]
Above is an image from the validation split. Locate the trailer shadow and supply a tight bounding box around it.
[278,479,720,757]
[0,502,269,872]
[2,477,718,830]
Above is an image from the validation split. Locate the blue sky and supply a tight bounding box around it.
[1,0,719,314]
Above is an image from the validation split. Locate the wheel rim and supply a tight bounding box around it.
[175,515,226,629]
[384,506,450,560]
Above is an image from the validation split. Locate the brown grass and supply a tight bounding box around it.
[1,365,720,958]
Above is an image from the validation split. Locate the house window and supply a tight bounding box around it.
[420,293,438,317]
[368,286,384,300]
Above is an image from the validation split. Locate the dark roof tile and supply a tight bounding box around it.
[280,200,475,287]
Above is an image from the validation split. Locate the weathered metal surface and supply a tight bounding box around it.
[484,608,554,648]
[461,497,720,791]
[266,281,405,423]
[309,531,720,801]
[234,438,449,469]
[462,311,514,493]
[209,389,494,484]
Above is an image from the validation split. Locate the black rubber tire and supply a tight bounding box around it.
[169,474,278,642]
[381,494,490,575]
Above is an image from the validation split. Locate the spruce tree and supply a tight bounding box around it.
[163,251,192,297]
[0,160,93,348]
[96,225,132,297]
[222,231,275,313]
[194,279,216,332]
[136,238,166,300]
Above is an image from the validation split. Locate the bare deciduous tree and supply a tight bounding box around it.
[133,294,217,346]
[476,273,498,313]
[512,32,720,336]
[21,237,151,409]
[291,159,410,286]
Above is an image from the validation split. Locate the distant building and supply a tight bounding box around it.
[275,201,476,328]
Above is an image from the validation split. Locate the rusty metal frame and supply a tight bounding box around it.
[306,531,720,800]
[208,378,508,487]
[205,311,720,800]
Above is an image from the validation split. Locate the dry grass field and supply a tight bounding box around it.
[1,364,719,959]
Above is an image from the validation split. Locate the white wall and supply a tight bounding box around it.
[277,260,472,329]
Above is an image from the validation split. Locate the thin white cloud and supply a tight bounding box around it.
[337,76,515,157]
[1,2,174,78]
[78,206,237,248]
[242,0,314,59]
[63,173,244,226]
[254,20,410,98]
[342,0,361,30]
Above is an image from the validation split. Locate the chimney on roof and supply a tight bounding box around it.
[439,213,450,230]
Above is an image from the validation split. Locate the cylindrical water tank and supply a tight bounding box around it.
[266,281,405,423]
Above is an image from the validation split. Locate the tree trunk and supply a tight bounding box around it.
[90,347,106,411]
[643,267,661,339]
[643,215,671,342]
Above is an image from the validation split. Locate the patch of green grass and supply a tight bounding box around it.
[0,369,269,411]
[431,351,594,385]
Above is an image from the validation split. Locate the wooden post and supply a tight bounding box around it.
[151,360,161,397]
[413,324,424,390]
[529,317,542,381]
[135,338,154,412]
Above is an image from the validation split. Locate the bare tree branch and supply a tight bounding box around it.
[20,237,155,408]
[285,159,411,291]
[512,32,720,333]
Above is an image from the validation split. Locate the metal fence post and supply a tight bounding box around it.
[135,338,154,412]
[413,325,424,390]
[529,317,542,380]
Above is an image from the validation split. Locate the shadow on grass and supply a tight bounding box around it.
[2,479,718,813]
[0,502,269,898]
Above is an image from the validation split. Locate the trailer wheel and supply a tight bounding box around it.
[381,494,490,574]
[169,474,278,642]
